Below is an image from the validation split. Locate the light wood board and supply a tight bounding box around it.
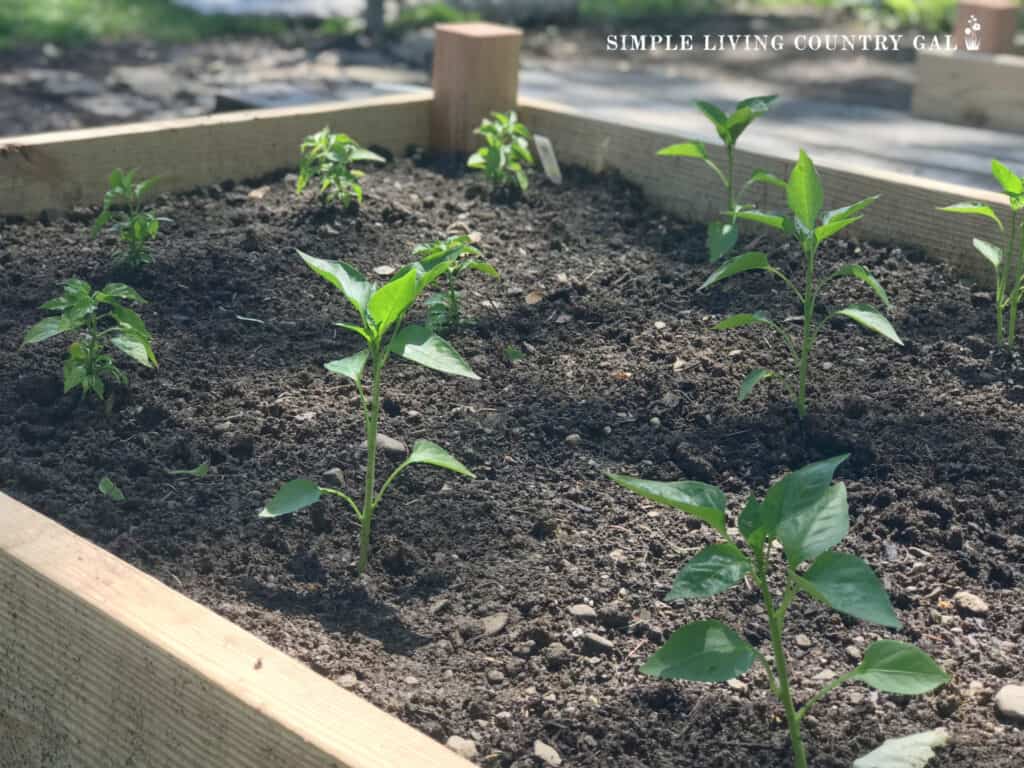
[0,92,432,218]
[0,491,472,768]
[913,49,1024,135]
[520,96,1011,283]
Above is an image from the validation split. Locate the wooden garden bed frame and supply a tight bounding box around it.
[0,22,1012,768]
[913,49,1024,134]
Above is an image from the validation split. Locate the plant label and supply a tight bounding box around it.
[534,134,563,185]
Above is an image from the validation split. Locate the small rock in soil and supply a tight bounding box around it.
[543,642,570,670]
[995,684,1024,723]
[954,590,990,616]
[481,611,509,636]
[486,669,505,684]
[795,634,813,649]
[321,467,345,486]
[445,736,478,760]
[580,632,615,657]
[336,673,358,689]
[598,601,630,629]
[534,740,563,766]
[362,434,408,457]
[846,645,862,662]
[568,603,597,621]
[564,433,581,446]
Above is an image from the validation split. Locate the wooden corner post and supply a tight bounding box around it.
[430,22,523,153]
[953,0,1020,53]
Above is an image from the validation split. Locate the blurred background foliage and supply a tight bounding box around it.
[0,0,964,50]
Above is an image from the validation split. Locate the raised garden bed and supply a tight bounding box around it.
[2,39,1023,767]
[913,49,1024,133]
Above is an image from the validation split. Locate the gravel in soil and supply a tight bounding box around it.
[1,156,1022,767]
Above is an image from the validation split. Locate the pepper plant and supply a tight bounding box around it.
[610,456,948,768]
[467,111,535,193]
[297,127,386,207]
[260,251,478,573]
[401,235,499,332]
[703,150,901,418]
[658,95,777,261]
[939,159,1024,348]
[92,168,167,269]
[21,279,157,405]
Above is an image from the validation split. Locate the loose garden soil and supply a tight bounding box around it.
[1,155,1022,767]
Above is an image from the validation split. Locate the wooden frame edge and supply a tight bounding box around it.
[912,49,1024,134]
[0,491,472,768]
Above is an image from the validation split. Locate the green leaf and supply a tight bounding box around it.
[737,495,768,550]
[657,141,707,159]
[608,474,727,535]
[777,482,848,564]
[735,210,788,232]
[641,620,755,682]
[830,264,891,308]
[368,269,418,336]
[714,312,771,331]
[700,251,771,291]
[464,260,500,279]
[666,543,750,600]
[991,159,1023,196]
[853,728,950,768]
[787,150,824,232]
[707,221,739,262]
[799,552,901,628]
[835,304,903,346]
[22,317,65,346]
[937,202,1004,231]
[973,238,1003,270]
[400,439,475,478]
[169,462,210,478]
[814,215,862,243]
[851,641,949,695]
[760,455,848,555]
[99,476,125,502]
[324,350,369,383]
[736,94,778,114]
[99,283,146,303]
[749,169,787,189]
[695,101,730,140]
[298,251,371,313]
[259,478,321,518]
[739,368,774,401]
[725,96,777,144]
[350,147,386,164]
[110,334,156,368]
[822,195,880,225]
[388,325,479,379]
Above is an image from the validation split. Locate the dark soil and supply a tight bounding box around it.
[2,157,1022,767]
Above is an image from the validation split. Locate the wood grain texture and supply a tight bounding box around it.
[913,49,1024,133]
[0,92,432,219]
[0,492,472,768]
[953,1,1019,53]
[520,96,1010,283]
[431,22,522,152]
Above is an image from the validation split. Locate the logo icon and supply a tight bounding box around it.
[963,15,983,51]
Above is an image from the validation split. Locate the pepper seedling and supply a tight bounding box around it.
[92,168,168,269]
[259,251,478,574]
[939,159,1024,348]
[609,456,948,768]
[401,235,499,332]
[658,95,777,261]
[297,127,386,207]
[467,111,535,193]
[703,149,900,418]
[21,279,157,407]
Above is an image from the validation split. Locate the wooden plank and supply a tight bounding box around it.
[431,22,522,152]
[520,96,1010,283]
[0,492,472,768]
[0,92,433,218]
[913,49,1024,134]
[953,0,1020,53]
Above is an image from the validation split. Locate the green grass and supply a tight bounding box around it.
[0,0,292,50]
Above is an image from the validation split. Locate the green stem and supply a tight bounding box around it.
[358,351,383,574]
[726,145,736,222]
[1006,213,1022,348]
[760,578,808,768]
[796,240,817,419]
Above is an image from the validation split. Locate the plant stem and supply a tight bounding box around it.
[1006,212,1022,348]
[358,353,383,574]
[760,580,808,768]
[796,241,817,419]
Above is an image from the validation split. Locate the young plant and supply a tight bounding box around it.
[610,456,948,768]
[404,235,499,332]
[939,159,1024,348]
[21,279,157,405]
[259,251,478,574]
[658,95,777,261]
[467,111,535,193]
[297,127,386,207]
[702,150,901,418]
[92,168,166,269]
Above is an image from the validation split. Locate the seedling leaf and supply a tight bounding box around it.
[852,641,949,695]
[260,478,321,518]
[641,620,755,681]
[608,474,727,535]
[666,543,750,600]
[799,552,901,628]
